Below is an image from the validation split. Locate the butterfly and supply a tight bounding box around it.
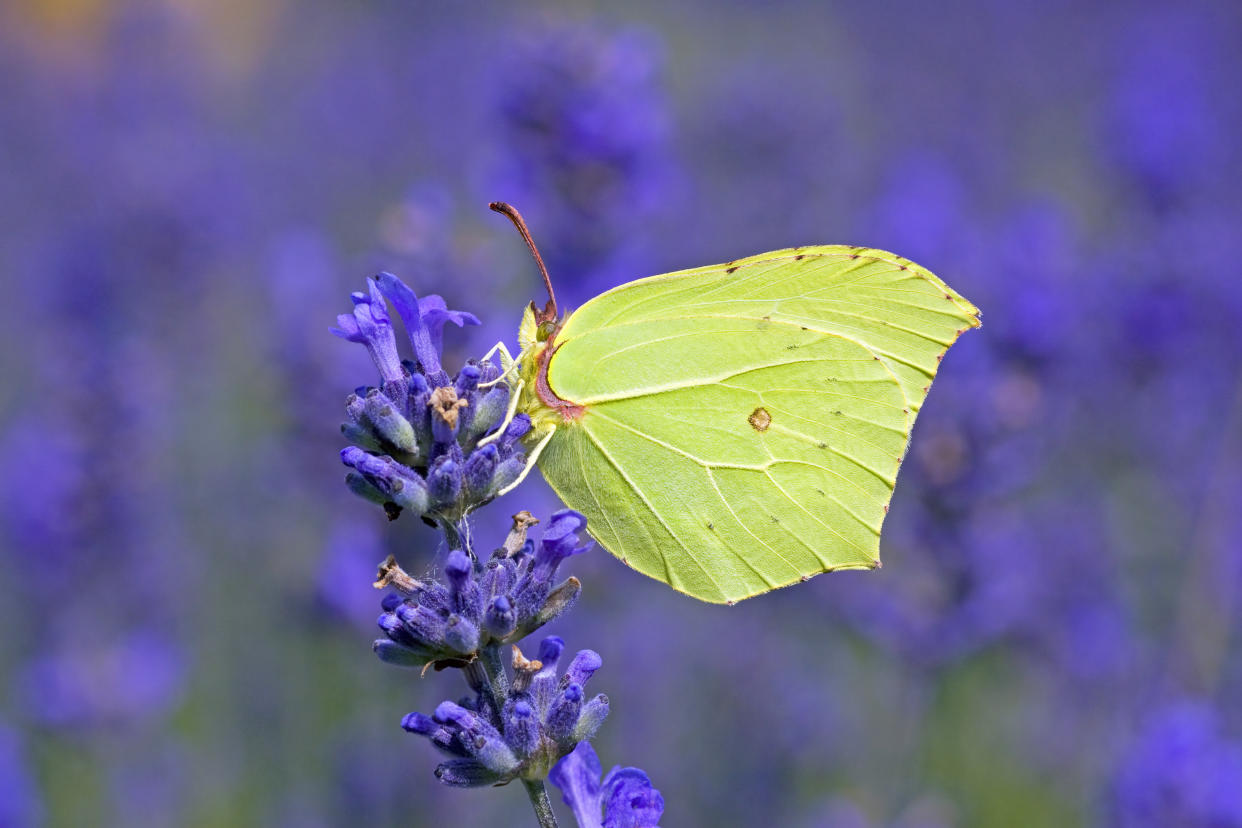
[481,203,980,604]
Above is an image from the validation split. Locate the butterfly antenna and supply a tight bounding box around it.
[489,201,558,323]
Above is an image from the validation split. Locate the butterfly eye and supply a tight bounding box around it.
[536,320,558,342]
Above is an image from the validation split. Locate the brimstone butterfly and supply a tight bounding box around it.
[483,203,980,605]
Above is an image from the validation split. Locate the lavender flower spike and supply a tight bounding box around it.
[549,741,664,828]
[337,282,652,826]
[335,272,527,522]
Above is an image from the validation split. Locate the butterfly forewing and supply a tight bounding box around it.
[535,246,980,603]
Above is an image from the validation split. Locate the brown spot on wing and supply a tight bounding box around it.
[748,407,772,432]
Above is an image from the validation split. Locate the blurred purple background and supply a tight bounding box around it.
[1,1,1240,826]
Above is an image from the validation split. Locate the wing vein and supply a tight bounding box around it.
[578,422,729,598]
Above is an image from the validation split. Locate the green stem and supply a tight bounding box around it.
[522,779,559,828]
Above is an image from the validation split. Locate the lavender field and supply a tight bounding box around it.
[1,1,1240,826]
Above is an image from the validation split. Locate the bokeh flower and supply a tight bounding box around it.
[1109,701,1242,827]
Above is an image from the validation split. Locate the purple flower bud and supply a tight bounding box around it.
[445,550,482,618]
[380,593,405,613]
[444,614,480,655]
[465,386,510,444]
[546,683,584,744]
[433,700,476,728]
[377,612,423,651]
[389,474,430,515]
[417,582,452,615]
[565,650,603,688]
[344,472,389,506]
[427,457,462,508]
[463,443,499,499]
[345,391,367,419]
[574,694,610,743]
[503,699,540,759]
[406,368,428,391]
[377,611,404,638]
[483,595,517,639]
[399,711,431,732]
[373,639,435,668]
[339,446,379,475]
[401,712,468,757]
[479,558,516,600]
[532,636,567,711]
[434,758,502,788]
[444,549,471,584]
[395,603,446,647]
[472,732,520,776]
[478,359,501,385]
[406,372,433,450]
[490,454,525,497]
[341,448,427,516]
[362,390,417,456]
[501,413,532,448]
[434,702,518,775]
[538,637,566,669]
[455,363,482,396]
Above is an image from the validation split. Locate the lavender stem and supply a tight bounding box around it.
[522,779,559,828]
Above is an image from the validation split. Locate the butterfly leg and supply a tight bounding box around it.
[496,425,555,497]
[480,358,522,390]
[476,378,524,447]
[474,340,514,379]
[478,341,518,388]
[479,340,514,365]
